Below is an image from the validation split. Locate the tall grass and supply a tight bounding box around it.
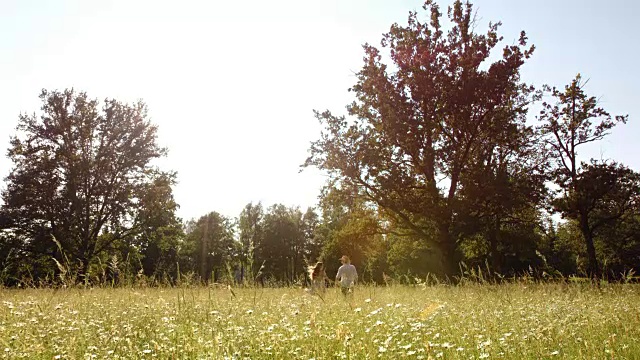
[0,282,638,359]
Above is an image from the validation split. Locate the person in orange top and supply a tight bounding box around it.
[309,261,328,294]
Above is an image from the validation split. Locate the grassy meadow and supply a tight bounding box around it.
[0,283,639,359]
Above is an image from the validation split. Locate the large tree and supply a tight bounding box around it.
[1,89,168,278]
[553,161,640,277]
[539,74,628,277]
[304,0,536,276]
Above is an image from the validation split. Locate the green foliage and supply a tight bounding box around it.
[183,212,236,283]
[237,202,320,285]
[595,213,640,276]
[549,220,585,274]
[238,202,263,275]
[135,172,184,280]
[258,204,306,284]
[386,232,441,278]
[315,185,388,282]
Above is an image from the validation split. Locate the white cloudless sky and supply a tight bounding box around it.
[1,0,638,221]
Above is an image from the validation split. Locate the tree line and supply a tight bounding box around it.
[1,0,639,286]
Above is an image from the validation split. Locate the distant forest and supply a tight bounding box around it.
[1,0,638,286]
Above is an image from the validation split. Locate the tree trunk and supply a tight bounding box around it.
[436,224,458,280]
[200,219,209,282]
[579,213,600,279]
[489,218,501,276]
[80,257,90,284]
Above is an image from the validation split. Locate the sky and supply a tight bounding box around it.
[1,0,638,221]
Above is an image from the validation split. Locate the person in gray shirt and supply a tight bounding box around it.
[336,255,357,296]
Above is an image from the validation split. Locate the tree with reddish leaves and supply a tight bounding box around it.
[304,0,538,276]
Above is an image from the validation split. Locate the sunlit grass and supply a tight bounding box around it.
[0,283,639,359]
